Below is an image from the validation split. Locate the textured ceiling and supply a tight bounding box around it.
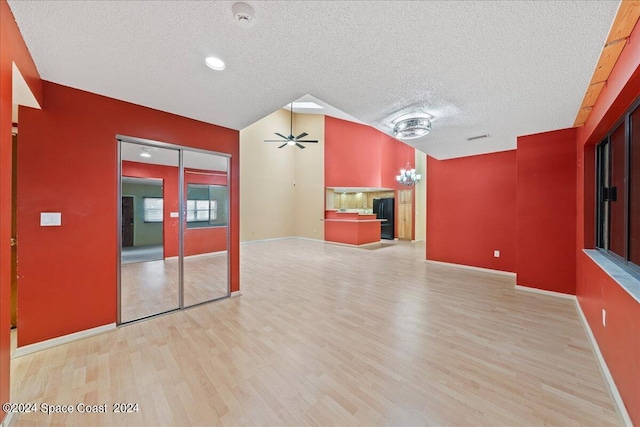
[8,1,619,159]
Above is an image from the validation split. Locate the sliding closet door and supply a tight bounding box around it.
[119,141,180,322]
[182,150,229,306]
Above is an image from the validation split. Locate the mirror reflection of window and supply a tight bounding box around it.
[143,197,164,222]
[186,184,227,228]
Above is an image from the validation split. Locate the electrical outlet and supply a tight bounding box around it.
[602,309,606,327]
[494,250,500,258]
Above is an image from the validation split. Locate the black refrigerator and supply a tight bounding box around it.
[373,197,394,240]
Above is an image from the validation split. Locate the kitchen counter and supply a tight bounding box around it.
[324,210,382,245]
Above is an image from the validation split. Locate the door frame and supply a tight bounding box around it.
[116,135,231,325]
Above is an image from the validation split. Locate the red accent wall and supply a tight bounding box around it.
[325,116,383,188]
[426,151,517,272]
[575,21,640,425]
[325,116,418,239]
[17,81,239,347]
[516,128,577,294]
[0,0,42,420]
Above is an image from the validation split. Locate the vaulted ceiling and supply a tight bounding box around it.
[8,1,619,159]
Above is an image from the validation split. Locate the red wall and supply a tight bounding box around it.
[0,0,42,420]
[325,116,418,239]
[16,81,239,347]
[516,128,577,294]
[325,116,383,187]
[426,151,517,272]
[574,20,640,425]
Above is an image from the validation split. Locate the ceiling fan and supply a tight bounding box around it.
[264,102,319,149]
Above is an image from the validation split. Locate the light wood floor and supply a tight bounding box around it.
[11,239,621,426]
[120,252,228,322]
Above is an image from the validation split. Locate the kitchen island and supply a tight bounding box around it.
[323,210,384,246]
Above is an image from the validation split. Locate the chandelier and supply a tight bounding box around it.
[396,162,421,186]
[393,117,432,139]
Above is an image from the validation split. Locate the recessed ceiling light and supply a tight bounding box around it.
[205,56,226,71]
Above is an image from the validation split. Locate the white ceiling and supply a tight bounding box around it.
[8,1,619,159]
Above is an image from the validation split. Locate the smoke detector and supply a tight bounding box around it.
[232,2,256,28]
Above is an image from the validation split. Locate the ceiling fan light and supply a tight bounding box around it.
[287,140,295,146]
[393,117,432,139]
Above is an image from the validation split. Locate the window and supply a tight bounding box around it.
[186,199,217,222]
[596,97,640,270]
[186,184,226,228]
[143,197,163,222]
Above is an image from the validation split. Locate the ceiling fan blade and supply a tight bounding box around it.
[278,143,288,148]
[296,140,318,143]
[264,140,288,143]
[295,132,308,139]
[275,132,289,140]
[295,143,306,149]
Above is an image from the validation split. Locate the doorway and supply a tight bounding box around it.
[118,138,230,324]
[397,189,413,240]
[121,196,134,247]
[11,133,18,329]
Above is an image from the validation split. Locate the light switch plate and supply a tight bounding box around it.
[494,250,500,258]
[170,212,179,218]
[40,212,62,226]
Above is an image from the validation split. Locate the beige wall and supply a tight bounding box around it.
[414,150,427,242]
[240,109,324,242]
[294,114,325,240]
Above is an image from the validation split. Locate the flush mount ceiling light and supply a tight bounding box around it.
[205,56,226,71]
[140,148,151,158]
[393,117,432,140]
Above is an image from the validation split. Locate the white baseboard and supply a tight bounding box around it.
[184,250,227,259]
[1,411,14,427]
[293,237,326,244]
[574,300,633,427]
[230,290,242,298]
[425,259,516,277]
[240,236,293,245]
[514,285,631,426]
[514,284,576,300]
[12,323,116,358]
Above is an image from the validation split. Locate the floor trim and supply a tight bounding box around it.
[574,299,633,427]
[514,284,576,299]
[240,236,293,245]
[230,290,242,298]
[425,259,516,277]
[1,411,14,427]
[12,323,116,359]
[514,284,631,426]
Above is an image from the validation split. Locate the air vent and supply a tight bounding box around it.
[467,134,490,141]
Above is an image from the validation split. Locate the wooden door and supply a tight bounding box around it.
[122,196,134,247]
[397,189,413,240]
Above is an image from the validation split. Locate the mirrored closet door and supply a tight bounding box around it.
[182,150,229,306]
[118,139,230,324]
